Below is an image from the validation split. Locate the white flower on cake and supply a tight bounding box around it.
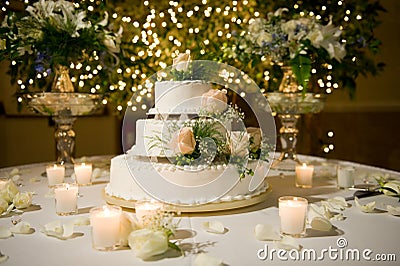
[247,127,262,152]
[201,89,228,114]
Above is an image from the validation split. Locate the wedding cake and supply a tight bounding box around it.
[105,54,270,206]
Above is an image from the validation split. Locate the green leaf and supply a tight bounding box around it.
[290,55,312,91]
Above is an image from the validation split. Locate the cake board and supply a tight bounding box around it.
[102,182,272,213]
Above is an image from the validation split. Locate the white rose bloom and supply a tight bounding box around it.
[13,192,33,209]
[0,180,19,203]
[128,229,169,259]
[248,18,266,34]
[0,198,8,214]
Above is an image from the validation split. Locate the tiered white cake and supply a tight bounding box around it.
[105,80,269,205]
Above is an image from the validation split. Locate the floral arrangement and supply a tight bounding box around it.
[225,8,346,91]
[0,0,122,93]
[149,92,271,178]
[0,179,33,216]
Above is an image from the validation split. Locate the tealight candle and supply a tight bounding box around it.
[337,166,355,189]
[46,164,65,187]
[295,163,314,188]
[74,163,92,186]
[279,196,308,237]
[54,183,79,216]
[90,205,122,251]
[135,201,164,225]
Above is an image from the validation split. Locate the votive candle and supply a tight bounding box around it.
[337,166,355,189]
[279,196,308,237]
[295,163,314,188]
[46,164,65,187]
[54,183,78,216]
[90,205,122,251]
[135,201,164,225]
[74,163,92,186]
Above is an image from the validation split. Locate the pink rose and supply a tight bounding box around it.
[177,127,196,155]
[201,89,228,113]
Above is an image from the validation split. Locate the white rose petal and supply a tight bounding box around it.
[128,229,169,260]
[119,213,136,246]
[254,224,281,241]
[0,253,9,263]
[0,226,12,239]
[62,222,75,238]
[311,217,332,231]
[354,197,375,213]
[387,205,400,216]
[42,220,74,240]
[308,203,326,222]
[10,221,34,234]
[274,236,301,251]
[331,213,345,221]
[321,197,348,212]
[202,221,225,234]
[193,253,223,266]
[72,217,90,226]
[10,168,19,176]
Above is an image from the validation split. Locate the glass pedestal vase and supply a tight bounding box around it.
[267,93,325,171]
[22,66,103,166]
[266,65,325,171]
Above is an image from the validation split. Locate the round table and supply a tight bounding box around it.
[0,155,399,265]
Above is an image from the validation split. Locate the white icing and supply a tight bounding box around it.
[106,154,268,205]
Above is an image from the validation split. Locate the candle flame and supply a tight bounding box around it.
[302,163,307,167]
[103,205,110,216]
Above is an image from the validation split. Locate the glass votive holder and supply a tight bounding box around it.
[337,166,355,189]
[54,183,79,216]
[279,196,308,237]
[295,163,314,188]
[90,205,122,251]
[74,163,92,186]
[135,200,164,225]
[46,164,65,187]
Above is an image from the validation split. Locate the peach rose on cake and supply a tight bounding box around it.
[173,53,190,71]
[173,127,196,155]
[201,89,228,114]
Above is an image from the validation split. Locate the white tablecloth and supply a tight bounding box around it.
[0,155,399,266]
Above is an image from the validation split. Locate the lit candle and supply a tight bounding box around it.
[295,163,314,188]
[279,196,308,237]
[135,201,164,225]
[46,164,65,187]
[54,183,79,216]
[90,205,122,251]
[74,163,92,186]
[337,166,355,189]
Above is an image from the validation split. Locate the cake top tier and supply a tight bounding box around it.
[148,80,212,115]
